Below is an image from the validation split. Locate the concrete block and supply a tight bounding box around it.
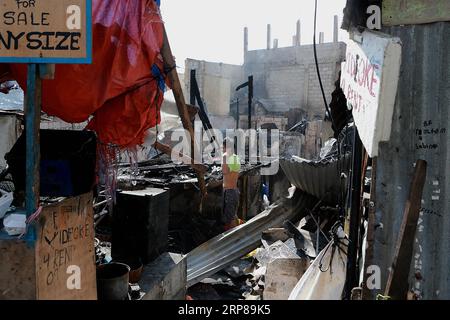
[263,258,309,300]
[139,253,187,300]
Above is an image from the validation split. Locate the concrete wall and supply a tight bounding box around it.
[185,59,245,117]
[244,42,346,118]
[185,43,345,122]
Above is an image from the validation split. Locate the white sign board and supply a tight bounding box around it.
[340,30,402,157]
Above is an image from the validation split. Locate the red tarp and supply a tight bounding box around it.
[0,0,167,148]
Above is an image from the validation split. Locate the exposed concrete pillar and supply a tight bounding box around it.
[333,15,339,43]
[302,66,309,108]
[267,24,271,50]
[296,20,301,46]
[273,39,278,49]
[244,27,249,55]
[319,32,324,44]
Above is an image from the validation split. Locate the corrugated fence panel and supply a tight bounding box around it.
[373,22,450,299]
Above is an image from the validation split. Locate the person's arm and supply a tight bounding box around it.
[222,155,230,175]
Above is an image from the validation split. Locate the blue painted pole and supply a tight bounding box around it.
[24,64,41,217]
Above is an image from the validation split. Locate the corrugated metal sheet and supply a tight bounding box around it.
[371,22,450,300]
[186,191,318,287]
[280,154,351,204]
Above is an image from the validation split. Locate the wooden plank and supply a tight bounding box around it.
[160,27,207,198]
[383,0,450,26]
[35,192,97,300]
[384,160,427,300]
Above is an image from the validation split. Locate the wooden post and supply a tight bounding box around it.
[384,160,427,300]
[160,28,207,199]
[24,64,41,217]
[24,64,55,218]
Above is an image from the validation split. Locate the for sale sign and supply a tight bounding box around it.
[0,0,92,63]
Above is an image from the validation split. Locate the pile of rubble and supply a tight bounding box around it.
[186,192,344,300]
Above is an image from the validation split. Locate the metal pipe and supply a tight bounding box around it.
[248,76,253,130]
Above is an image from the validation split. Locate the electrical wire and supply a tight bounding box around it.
[313,0,336,131]
[313,0,346,223]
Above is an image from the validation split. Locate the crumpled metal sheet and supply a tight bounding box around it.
[186,191,318,287]
[280,154,351,204]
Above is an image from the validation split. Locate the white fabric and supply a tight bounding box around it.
[3,213,26,236]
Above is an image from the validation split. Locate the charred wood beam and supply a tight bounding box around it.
[161,27,207,198]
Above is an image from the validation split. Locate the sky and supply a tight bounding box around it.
[161,0,349,68]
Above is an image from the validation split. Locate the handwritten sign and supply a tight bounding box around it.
[36,192,96,300]
[340,30,402,157]
[0,0,92,63]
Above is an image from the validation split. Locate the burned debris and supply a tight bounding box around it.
[0,0,448,304]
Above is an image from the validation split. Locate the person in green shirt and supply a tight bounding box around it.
[221,137,242,230]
